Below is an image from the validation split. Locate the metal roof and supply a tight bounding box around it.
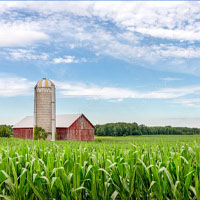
[14,116,33,128]
[36,78,54,88]
[56,114,81,128]
[13,114,82,128]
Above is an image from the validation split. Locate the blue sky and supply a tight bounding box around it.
[1,1,200,127]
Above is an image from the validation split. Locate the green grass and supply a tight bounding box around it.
[0,135,200,199]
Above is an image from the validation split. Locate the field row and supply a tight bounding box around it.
[0,137,200,199]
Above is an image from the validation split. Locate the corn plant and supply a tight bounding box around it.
[0,136,199,199]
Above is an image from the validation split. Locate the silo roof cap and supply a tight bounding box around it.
[36,78,55,88]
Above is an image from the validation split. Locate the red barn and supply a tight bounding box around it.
[13,114,94,141]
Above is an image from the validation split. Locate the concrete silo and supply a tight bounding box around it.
[34,78,56,141]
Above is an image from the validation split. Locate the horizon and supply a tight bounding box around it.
[1,1,200,128]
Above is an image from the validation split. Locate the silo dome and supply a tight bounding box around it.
[36,78,55,88]
[34,78,56,141]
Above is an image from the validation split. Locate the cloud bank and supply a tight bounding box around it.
[1,75,200,104]
[0,2,200,75]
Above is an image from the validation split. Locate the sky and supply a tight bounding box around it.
[1,1,200,127]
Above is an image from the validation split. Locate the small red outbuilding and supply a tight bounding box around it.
[13,114,94,141]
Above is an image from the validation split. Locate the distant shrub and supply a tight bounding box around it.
[34,126,51,140]
[134,130,142,135]
[0,125,12,137]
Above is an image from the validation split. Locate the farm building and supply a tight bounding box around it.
[13,77,94,141]
[34,78,56,140]
[13,114,94,141]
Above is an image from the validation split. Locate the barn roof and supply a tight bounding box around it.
[14,116,33,128]
[56,114,82,128]
[13,114,83,128]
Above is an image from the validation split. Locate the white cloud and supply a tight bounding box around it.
[5,49,49,61]
[132,28,200,42]
[175,98,200,104]
[160,77,182,81]
[56,81,200,100]
[0,2,200,74]
[34,1,200,42]
[0,75,34,97]
[53,56,86,64]
[108,99,123,103]
[0,23,49,47]
[173,98,200,108]
[1,74,200,100]
[0,2,199,43]
[153,45,200,58]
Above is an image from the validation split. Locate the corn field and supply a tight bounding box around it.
[0,136,200,199]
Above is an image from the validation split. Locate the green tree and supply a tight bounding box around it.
[0,125,12,137]
[34,126,51,140]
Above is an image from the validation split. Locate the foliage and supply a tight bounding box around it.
[0,136,200,199]
[95,122,200,136]
[0,125,12,137]
[34,126,51,140]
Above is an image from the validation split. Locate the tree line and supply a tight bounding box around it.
[1,123,200,138]
[95,122,200,136]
